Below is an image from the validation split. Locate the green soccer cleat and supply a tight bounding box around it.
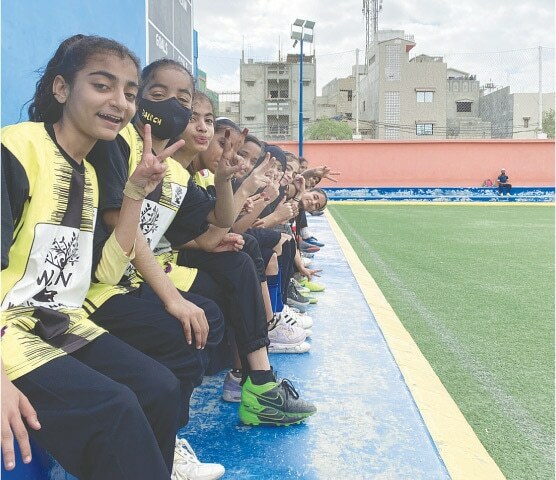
[239,377,317,426]
[301,292,318,304]
[299,277,325,292]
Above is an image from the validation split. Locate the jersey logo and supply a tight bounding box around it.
[140,202,160,244]
[33,232,80,306]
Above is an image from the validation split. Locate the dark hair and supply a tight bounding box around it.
[192,91,214,112]
[285,151,300,164]
[28,35,141,123]
[244,134,261,147]
[215,117,241,134]
[309,187,328,211]
[299,156,308,164]
[140,58,194,98]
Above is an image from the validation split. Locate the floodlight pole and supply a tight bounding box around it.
[299,34,304,157]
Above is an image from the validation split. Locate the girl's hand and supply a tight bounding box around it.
[242,153,272,194]
[130,124,185,196]
[215,128,248,180]
[293,174,306,194]
[274,198,295,223]
[2,369,41,471]
[262,181,280,203]
[213,233,245,252]
[241,197,255,214]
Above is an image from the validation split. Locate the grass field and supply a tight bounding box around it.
[328,203,555,480]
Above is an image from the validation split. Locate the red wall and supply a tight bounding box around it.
[274,139,555,187]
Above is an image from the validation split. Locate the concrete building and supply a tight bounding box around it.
[480,87,555,139]
[239,54,317,141]
[218,92,240,124]
[318,75,356,120]
[446,67,491,139]
[358,30,447,139]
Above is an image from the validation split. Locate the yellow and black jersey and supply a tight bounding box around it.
[85,124,216,310]
[1,122,105,380]
[193,169,216,197]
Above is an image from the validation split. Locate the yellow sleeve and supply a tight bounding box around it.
[94,231,136,285]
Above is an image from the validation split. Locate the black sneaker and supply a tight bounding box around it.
[286,280,310,312]
[239,377,317,426]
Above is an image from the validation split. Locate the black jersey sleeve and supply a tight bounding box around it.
[1,145,30,269]
[87,136,131,213]
[164,178,216,247]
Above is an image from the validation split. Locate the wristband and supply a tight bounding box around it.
[123,180,147,201]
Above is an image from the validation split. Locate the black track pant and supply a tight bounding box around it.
[90,283,225,427]
[177,250,269,357]
[14,333,180,479]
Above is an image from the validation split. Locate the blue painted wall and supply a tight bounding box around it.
[1,0,147,126]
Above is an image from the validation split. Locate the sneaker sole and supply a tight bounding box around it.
[286,298,309,312]
[239,406,316,426]
[222,391,242,403]
[268,341,311,353]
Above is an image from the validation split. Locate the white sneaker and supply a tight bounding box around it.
[268,340,311,353]
[172,437,225,480]
[281,305,313,330]
[268,316,307,352]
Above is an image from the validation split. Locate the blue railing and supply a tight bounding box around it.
[324,187,555,203]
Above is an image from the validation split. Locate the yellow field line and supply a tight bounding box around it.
[325,210,507,480]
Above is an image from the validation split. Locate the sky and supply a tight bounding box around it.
[193,0,555,95]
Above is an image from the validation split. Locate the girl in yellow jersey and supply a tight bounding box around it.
[1,35,186,478]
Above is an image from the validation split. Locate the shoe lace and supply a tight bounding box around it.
[280,379,300,400]
[174,438,200,465]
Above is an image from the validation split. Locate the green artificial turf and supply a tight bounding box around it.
[329,203,555,480]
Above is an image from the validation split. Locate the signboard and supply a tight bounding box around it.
[147,0,193,70]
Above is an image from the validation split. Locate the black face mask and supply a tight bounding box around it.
[137,97,192,139]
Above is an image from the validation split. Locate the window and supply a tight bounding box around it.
[385,45,401,81]
[453,82,459,92]
[347,90,353,101]
[245,80,255,87]
[523,117,530,128]
[456,101,472,112]
[245,115,255,121]
[267,115,289,136]
[268,79,289,99]
[302,80,310,87]
[416,91,434,103]
[416,123,433,135]
[346,113,353,120]
[363,100,366,111]
[384,91,400,139]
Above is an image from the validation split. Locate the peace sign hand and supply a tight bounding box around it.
[215,128,248,181]
[129,124,185,197]
[242,153,273,194]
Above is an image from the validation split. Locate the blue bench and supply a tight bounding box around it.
[1,439,76,480]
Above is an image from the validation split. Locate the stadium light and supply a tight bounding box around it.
[290,19,315,157]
